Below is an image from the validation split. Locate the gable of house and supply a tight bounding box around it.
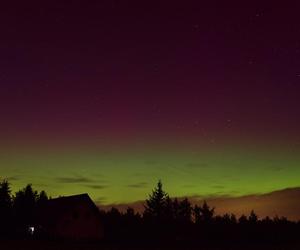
[37,193,104,240]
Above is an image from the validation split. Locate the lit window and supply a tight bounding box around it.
[28,226,35,235]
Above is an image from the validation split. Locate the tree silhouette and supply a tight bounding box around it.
[0,180,12,210]
[0,180,12,234]
[193,201,215,224]
[36,190,48,206]
[238,214,248,225]
[177,198,192,224]
[0,178,299,247]
[143,180,169,221]
[124,207,141,221]
[248,210,258,223]
[13,184,39,230]
[215,213,237,225]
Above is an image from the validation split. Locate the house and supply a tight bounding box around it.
[36,193,104,240]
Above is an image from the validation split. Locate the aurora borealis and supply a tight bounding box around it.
[1,1,300,217]
[2,144,300,205]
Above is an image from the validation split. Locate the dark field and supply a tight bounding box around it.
[1,240,300,250]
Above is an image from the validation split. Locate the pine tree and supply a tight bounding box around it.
[0,179,12,210]
[238,214,248,225]
[36,190,48,206]
[13,184,39,228]
[0,180,12,231]
[248,210,258,223]
[144,180,169,220]
[178,198,192,223]
[193,201,215,224]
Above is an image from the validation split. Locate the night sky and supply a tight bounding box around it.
[1,1,300,214]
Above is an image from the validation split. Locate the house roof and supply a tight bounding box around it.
[36,193,100,225]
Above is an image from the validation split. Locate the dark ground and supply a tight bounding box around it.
[1,239,300,250]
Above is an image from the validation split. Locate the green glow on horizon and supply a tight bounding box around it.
[1,144,300,205]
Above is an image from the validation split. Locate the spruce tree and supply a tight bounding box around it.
[0,180,12,232]
[144,180,169,220]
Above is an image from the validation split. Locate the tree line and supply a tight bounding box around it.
[0,179,300,247]
[100,180,300,247]
[0,180,48,237]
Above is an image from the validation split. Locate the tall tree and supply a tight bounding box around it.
[0,180,12,231]
[13,184,38,228]
[193,201,215,224]
[248,210,258,223]
[177,198,192,224]
[36,190,48,206]
[143,180,169,220]
[0,180,12,210]
[238,214,248,225]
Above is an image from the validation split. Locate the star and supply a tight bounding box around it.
[193,24,200,30]
[248,59,254,65]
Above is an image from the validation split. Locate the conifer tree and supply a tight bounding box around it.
[144,180,169,220]
[193,201,215,224]
[0,180,12,231]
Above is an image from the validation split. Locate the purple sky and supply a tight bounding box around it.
[1,1,300,146]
